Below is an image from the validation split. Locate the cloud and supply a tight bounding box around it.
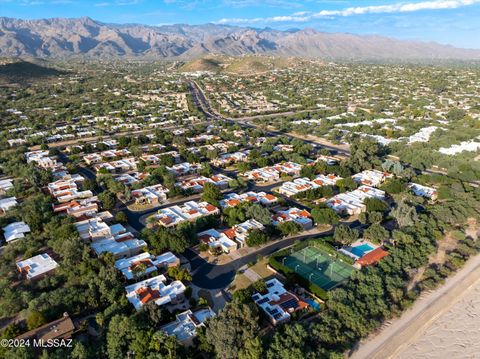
[216,0,480,24]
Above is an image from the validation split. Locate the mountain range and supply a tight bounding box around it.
[1,16,480,61]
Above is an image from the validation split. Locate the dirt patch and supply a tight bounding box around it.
[465,217,478,239]
[228,273,252,292]
[408,218,478,290]
[431,231,459,265]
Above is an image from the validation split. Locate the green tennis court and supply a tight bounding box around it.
[281,246,353,290]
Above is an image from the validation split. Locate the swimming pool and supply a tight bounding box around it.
[305,299,321,311]
[350,243,374,258]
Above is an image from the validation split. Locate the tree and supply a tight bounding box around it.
[115,211,128,224]
[239,337,264,359]
[98,191,116,210]
[26,310,47,330]
[336,177,357,192]
[311,207,339,225]
[334,225,359,245]
[277,221,302,236]
[380,178,407,194]
[266,324,315,359]
[201,182,222,206]
[232,288,253,304]
[364,198,389,213]
[363,224,389,244]
[167,266,192,281]
[347,138,384,172]
[106,315,131,359]
[358,212,368,225]
[391,199,418,227]
[246,229,269,247]
[358,211,383,225]
[368,211,383,224]
[205,303,260,359]
[245,204,272,225]
[252,280,267,293]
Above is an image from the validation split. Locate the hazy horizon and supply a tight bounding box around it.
[2,0,480,49]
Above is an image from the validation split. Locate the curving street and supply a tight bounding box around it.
[184,220,362,290]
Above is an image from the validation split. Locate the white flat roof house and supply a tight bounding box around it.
[252,278,309,326]
[160,308,216,344]
[0,197,18,213]
[244,162,303,182]
[230,219,265,247]
[272,208,313,229]
[156,201,219,227]
[167,162,202,176]
[219,191,278,208]
[3,221,31,243]
[131,184,169,205]
[409,183,438,200]
[327,186,385,216]
[0,178,14,195]
[115,251,180,280]
[125,274,186,310]
[16,253,58,280]
[197,228,238,253]
[90,229,147,259]
[74,218,112,241]
[352,170,392,188]
[176,174,231,193]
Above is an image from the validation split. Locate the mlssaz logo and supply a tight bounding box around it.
[33,339,73,348]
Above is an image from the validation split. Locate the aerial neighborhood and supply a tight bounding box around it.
[0,46,479,359]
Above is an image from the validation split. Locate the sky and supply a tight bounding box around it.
[1,0,480,48]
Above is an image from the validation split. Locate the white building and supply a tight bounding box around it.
[115,251,180,280]
[16,253,58,280]
[156,201,219,227]
[167,162,202,176]
[409,183,438,200]
[3,221,31,242]
[197,228,238,253]
[125,274,186,310]
[229,219,265,247]
[160,308,216,344]
[327,186,385,216]
[252,278,309,325]
[0,179,14,195]
[272,208,313,229]
[219,191,278,208]
[0,197,18,213]
[352,170,392,188]
[131,184,169,205]
[176,174,231,193]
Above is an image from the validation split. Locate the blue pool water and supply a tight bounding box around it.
[305,299,321,311]
[351,243,374,257]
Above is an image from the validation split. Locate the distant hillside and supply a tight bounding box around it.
[1,17,480,61]
[0,58,66,84]
[178,57,223,73]
[178,56,302,74]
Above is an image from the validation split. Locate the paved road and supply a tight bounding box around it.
[189,80,351,156]
[349,253,480,359]
[123,176,309,232]
[183,220,362,290]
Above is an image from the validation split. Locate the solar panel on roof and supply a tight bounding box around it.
[266,282,275,288]
[280,298,299,310]
[273,313,283,320]
[256,297,269,305]
[252,294,260,300]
